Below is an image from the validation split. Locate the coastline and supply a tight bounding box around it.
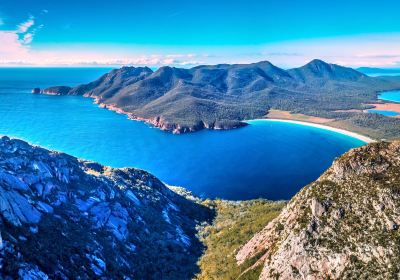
[34,90,377,141]
[247,118,375,143]
[95,99,247,133]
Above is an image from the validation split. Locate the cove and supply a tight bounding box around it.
[378,90,400,103]
[368,109,399,117]
[0,68,365,200]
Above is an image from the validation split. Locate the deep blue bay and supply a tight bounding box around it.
[0,68,365,200]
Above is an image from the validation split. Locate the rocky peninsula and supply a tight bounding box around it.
[36,60,400,138]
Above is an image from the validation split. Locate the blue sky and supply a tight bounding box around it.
[1,0,400,67]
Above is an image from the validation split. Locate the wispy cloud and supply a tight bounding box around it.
[1,29,400,68]
[16,15,35,33]
[0,15,43,64]
[0,38,207,67]
[0,31,30,60]
[0,15,44,50]
[22,33,33,44]
[13,15,44,46]
[266,52,301,57]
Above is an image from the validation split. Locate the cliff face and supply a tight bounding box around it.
[2,137,400,279]
[236,141,400,280]
[38,60,400,136]
[0,136,212,279]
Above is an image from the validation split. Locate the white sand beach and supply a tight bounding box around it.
[247,119,375,143]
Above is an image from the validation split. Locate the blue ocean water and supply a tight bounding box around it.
[368,109,399,117]
[0,68,365,200]
[378,90,400,103]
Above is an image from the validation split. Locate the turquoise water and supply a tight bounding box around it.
[379,90,400,103]
[0,68,365,200]
[368,109,399,117]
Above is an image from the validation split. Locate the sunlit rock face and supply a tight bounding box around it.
[0,136,212,279]
[236,141,400,280]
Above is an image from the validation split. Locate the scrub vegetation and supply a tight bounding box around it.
[196,199,285,279]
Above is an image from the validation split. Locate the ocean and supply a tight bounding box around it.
[379,90,400,103]
[0,68,365,200]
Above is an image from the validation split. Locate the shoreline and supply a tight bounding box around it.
[34,89,377,141]
[247,118,375,143]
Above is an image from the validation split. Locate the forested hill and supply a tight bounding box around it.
[40,59,400,137]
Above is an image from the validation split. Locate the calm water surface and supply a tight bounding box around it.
[370,90,400,117]
[368,109,399,117]
[379,90,400,103]
[0,68,365,200]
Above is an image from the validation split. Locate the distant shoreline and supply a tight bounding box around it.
[247,119,375,143]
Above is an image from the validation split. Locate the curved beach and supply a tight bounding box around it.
[247,119,375,143]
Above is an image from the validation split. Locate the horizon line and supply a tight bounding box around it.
[1,59,400,70]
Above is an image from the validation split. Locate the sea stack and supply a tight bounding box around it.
[32,88,41,94]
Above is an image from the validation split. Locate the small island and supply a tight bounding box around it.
[31,87,41,94]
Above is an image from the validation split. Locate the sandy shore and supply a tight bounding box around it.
[367,103,400,115]
[266,109,333,124]
[247,119,375,143]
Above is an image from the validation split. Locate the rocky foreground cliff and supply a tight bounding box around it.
[0,136,212,279]
[236,141,400,279]
[2,135,400,279]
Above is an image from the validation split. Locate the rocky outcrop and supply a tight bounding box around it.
[0,136,212,279]
[97,102,247,133]
[40,86,72,95]
[31,88,41,94]
[236,141,400,279]
[132,116,247,134]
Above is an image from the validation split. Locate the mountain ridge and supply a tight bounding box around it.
[38,59,400,137]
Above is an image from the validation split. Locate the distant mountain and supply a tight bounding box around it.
[236,140,400,279]
[288,59,369,82]
[0,136,212,279]
[39,60,400,137]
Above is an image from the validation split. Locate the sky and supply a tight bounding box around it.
[1,0,400,68]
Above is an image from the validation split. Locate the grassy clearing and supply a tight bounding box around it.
[196,199,285,280]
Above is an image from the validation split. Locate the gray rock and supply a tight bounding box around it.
[36,201,53,214]
[0,188,41,226]
[86,254,106,276]
[333,208,345,219]
[18,265,49,280]
[0,171,29,191]
[310,198,326,217]
[90,202,111,228]
[126,190,141,205]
